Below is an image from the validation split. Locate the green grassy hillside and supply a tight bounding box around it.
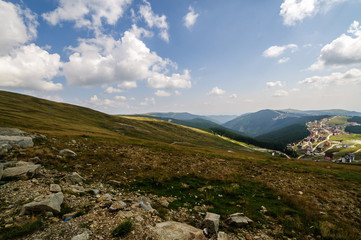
[1,91,361,239]
[223,110,326,137]
[256,124,310,147]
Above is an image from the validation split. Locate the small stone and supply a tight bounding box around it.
[109,201,127,211]
[108,179,122,187]
[227,213,253,227]
[30,156,41,163]
[65,172,84,184]
[139,201,153,211]
[70,185,85,193]
[59,149,77,157]
[151,221,206,240]
[50,184,62,193]
[260,206,267,214]
[298,191,303,195]
[97,194,112,202]
[71,232,89,240]
[217,231,229,240]
[203,212,220,234]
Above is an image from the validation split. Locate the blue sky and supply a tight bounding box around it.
[1,0,361,115]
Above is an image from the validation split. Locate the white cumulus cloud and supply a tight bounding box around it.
[154,90,171,97]
[280,0,347,26]
[140,97,155,106]
[105,86,123,94]
[310,21,361,70]
[299,68,361,88]
[263,44,298,58]
[0,0,38,55]
[63,29,191,89]
[115,95,127,100]
[42,0,132,30]
[273,89,289,97]
[183,6,199,30]
[139,0,169,42]
[208,87,226,96]
[147,70,191,89]
[266,81,285,88]
[278,57,290,64]
[117,81,137,89]
[0,1,62,91]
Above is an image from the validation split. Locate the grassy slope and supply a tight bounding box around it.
[256,124,310,146]
[1,90,361,239]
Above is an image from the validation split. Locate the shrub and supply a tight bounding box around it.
[112,219,133,237]
[0,219,43,240]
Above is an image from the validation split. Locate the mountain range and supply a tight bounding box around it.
[147,109,361,138]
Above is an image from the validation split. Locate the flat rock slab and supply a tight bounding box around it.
[23,192,64,214]
[0,136,33,148]
[151,221,206,240]
[2,164,41,180]
[0,127,27,136]
[227,213,253,227]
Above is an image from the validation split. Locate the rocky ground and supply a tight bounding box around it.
[0,128,286,240]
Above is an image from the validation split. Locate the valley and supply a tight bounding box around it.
[0,91,361,240]
[292,116,361,162]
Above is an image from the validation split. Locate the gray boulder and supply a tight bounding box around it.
[151,221,206,240]
[0,127,27,136]
[59,149,77,157]
[2,163,41,180]
[226,213,253,227]
[203,212,220,234]
[23,192,64,214]
[0,136,33,148]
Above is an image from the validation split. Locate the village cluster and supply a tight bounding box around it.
[287,117,360,163]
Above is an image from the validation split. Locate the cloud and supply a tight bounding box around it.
[273,89,289,97]
[105,86,123,94]
[266,81,284,88]
[280,0,346,26]
[290,88,300,92]
[139,0,169,42]
[117,81,137,89]
[42,0,131,30]
[229,94,238,99]
[208,87,226,96]
[63,29,191,89]
[0,0,38,55]
[299,68,361,88]
[183,6,199,30]
[89,94,130,109]
[263,44,298,58]
[140,97,155,106]
[115,95,127,100]
[0,45,62,92]
[147,70,191,89]
[278,57,290,64]
[310,21,361,70]
[155,90,171,97]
